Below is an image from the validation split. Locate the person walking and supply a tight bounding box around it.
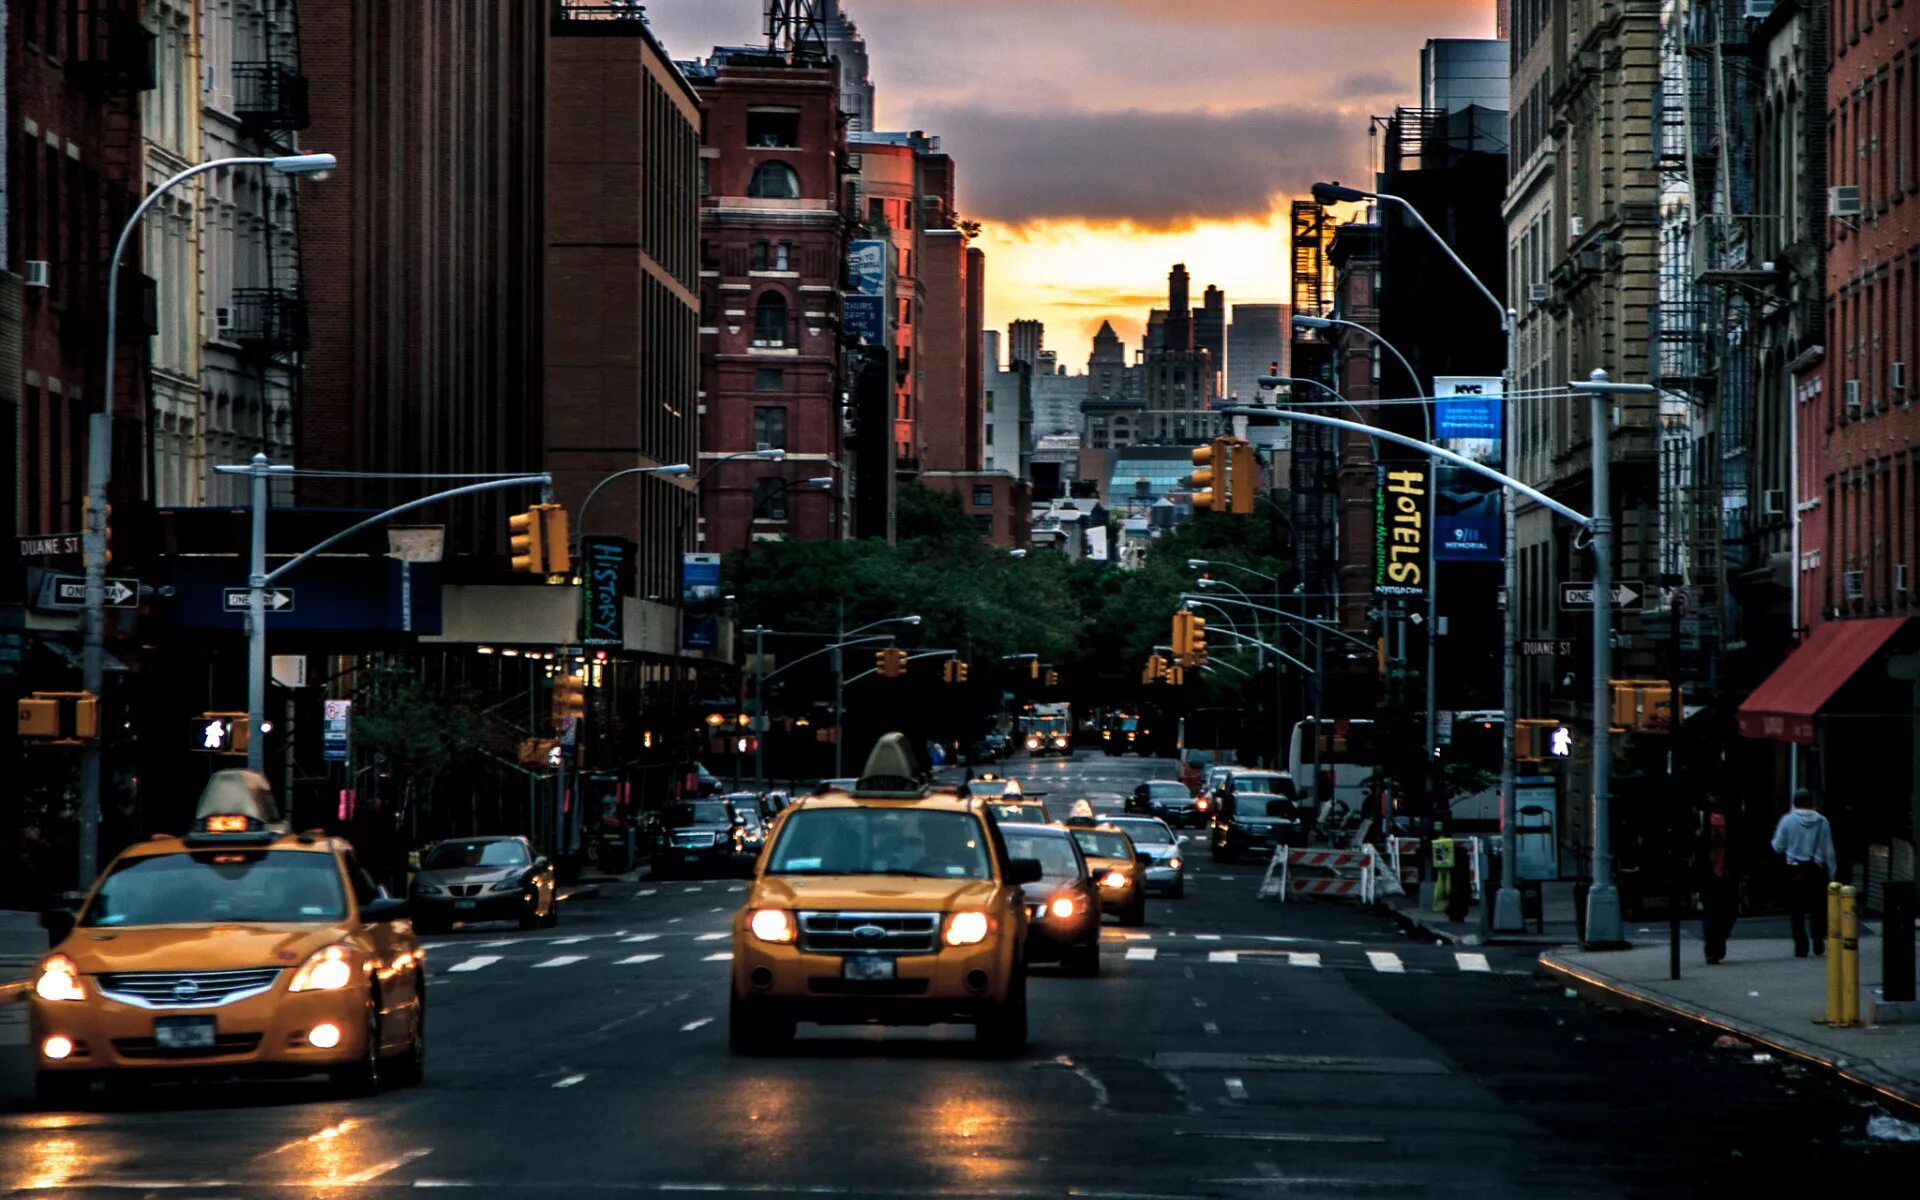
[1696,791,1737,964]
[1770,788,1837,958]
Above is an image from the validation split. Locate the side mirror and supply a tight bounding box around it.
[362,897,411,923]
[40,907,78,946]
[532,856,551,872]
[1007,858,1044,886]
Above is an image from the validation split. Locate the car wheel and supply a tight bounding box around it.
[540,895,560,928]
[34,1072,92,1110]
[1121,896,1147,927]
[975,971,1028,1057]
[331,999,384,1097]
[390,997,426,1088]
[728,991,793,1055]
[1065,939,1101,977]
[1170,877,1186,899]
[517,900,541,931]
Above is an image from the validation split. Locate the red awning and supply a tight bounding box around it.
[1737,617,1912,744]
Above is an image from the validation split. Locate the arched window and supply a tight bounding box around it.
[747,161,800,199]
[754,292,788,347]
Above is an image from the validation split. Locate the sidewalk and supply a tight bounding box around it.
[1383,880,1582,947]
[1541,924,1920,1112]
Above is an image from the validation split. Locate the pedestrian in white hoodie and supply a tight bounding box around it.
[1770,789,1837,957]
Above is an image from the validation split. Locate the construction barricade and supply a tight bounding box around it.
[1259,846,1378,904]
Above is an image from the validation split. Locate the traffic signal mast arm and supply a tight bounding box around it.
[843,649,960,686]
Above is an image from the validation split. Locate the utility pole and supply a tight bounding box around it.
[834,600,846,777]
[753,625,767,787]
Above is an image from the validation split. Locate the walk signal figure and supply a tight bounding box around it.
[1549,726,1573,758]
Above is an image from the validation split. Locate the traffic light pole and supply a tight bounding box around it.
[218,458,552,776]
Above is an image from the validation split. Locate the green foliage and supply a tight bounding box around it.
[350,663,512,809]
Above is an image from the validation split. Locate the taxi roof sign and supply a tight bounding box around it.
[191,769,288,838]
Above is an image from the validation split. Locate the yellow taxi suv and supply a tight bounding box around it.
[729,735,1042,1056]
[28,774,425,1107]
[1065,820,1149,926]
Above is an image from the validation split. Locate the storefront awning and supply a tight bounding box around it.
[1737,617,1912,744]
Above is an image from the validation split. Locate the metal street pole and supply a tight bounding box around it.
[753,625,766,786]
[1494,312,1523,931]
[78,153,334,886]
[247,455,270,772]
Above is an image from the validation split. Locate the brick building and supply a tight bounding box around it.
[916,225,984,472]
[688,48,849,552]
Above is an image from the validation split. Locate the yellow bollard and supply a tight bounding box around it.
[1840,886,1860,1029]
[1825,882,1843,1026]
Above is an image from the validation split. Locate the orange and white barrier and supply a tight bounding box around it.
[1259,845,1377,903]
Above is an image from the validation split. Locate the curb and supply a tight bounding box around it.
[1537,951,1920,1118]
[1382,901,1473,945]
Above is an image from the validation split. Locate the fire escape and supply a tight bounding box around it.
[229,0,311,362]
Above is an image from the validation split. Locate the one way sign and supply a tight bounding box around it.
[43,575,139,609]
[223,588,296,614]
[1559,581,1643,611]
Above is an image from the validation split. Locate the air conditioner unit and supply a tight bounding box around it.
[1893,361,1907,392]
[1762,489,1786,517]
[23,260,51,288]
[1843,569,1865,601]
[1897,563,1911,595]
[1527,283,1551,303]
[1844,379,1862,414]
[1569,216,1585,239]
[215,307,234,335]
[1829,185,1863,217]
[1576,247,1604,273]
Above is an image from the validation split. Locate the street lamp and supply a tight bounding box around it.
[75,152,337,887]
[1313,176,1518,931]
[1187,558,1279,587]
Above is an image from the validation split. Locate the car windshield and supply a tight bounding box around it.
[1147,782,1191,799]
[999,831,1082,884]
[988,803,1047,824]
[970,780,1010,797]
[765,809,993,879]
[1109,819,1174,846]
[83,851,348,927]
[424,840,528,870]
[1071,830,1133,860]
[669,802,732,826]
[1233,775,1297,798]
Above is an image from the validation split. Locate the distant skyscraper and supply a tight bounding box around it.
[1088,320,1127,398]
[1228,303,1288,403]
[1163,264,1194,351]
[814,0,876,130]
[1195,284,1226,394]
[1009,319,1044,370]
[1143,309,1168,353]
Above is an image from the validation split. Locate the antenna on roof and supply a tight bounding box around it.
[764,0,829,63]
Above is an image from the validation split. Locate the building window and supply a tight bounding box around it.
[754,292,788,347]
[754,367,784,391]
[973,515,995,535]
[972,485,993,508]
[751,241,791,271]
[747,110,801,148]
[754,477,788,521]
[748,161,800,200]
[753,406,788,450]
[868,198,886,227]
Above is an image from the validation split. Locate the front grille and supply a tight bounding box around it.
[96,968,282,1009]
[807,978,930,996]
[450,884,483,897]
[113,1033,263,1059]
[671,831,718,849]
[796,911,940,955]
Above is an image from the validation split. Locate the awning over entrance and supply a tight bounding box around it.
[1737,617,1912,744]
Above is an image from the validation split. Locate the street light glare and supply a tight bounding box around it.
[755,448,786,461]
[271,153,338,175]
[653,463,693,477]
[1186,559,1207,569]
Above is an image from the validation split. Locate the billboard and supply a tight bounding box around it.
[1374,464,1430,597]
[1432,376,1504,562]
[843,294,886,348]
[681,553,722,652]
[847,239,888,297]
[580,536,630,647]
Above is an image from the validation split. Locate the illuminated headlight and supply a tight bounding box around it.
[1195,797,1211,811]
[307,1022,342,1049]
[34,955,84,1002]
[414,883,445,895]
[488,878,524,892]
[1167,857,1183,871]
[1053,736,1068,748]
[1126,732,1136,741]
[748,908,796,944]
[290,945,355,992]
[1099,871,1128,889]
[944,910,992,946]
[1026,736,1041,749]
[42,1035,75,1060]
[1048,895,1078,919]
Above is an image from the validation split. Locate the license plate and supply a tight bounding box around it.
[455,899,478,910]
[684,853,701,863]
[153,1016,215,1049]
[842,955,895,981]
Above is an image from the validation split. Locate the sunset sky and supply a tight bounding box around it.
[648,0,1496,367]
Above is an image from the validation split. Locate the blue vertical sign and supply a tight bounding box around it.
[681,553,722,652]
[581,537,629,647]
[1432,377,1505,562]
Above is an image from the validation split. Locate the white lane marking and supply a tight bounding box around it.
[1224,1077,1247,1100]
[1366,951,1406,974]
[622,933,660,944]
[551,936,594,945]
[702,952,733,962]
[683,886,704,894]
[1289,952,1322,968]
[1207,950,1239,964]
[532,955,588,969]
[1456,952,1492,973]
[696,932,729,942]
[1202,1021,1221,1038]
[1125,946,1158,962]
[680,1017,714,1032]
[413,1183,475,1190]
[552,1074,587,1089]
[668,917,684,924]
[708,906,724,914]
[638,888,658,897]
[446,955,500,973]
[617,954,663,966]
[344,1148,434,1184]
[727,885,746,893]
[1195,934,1222,941]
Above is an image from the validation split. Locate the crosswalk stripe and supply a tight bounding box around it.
[1207,950,1239,964]
[1366,951,1405,974]
[1288,952,1321,968]
[622,933,660,944]
[696,933,729,942]
[683,887,704,894]
[532,955,588,969]
[1125,947,1158,962]
[446,956,500,973]
[638,889,658,897]
[1195,934,1222,942]
[727,885,746,893]
[703,952,733,962]
[680,1017,714,1032]
[617,954,662,966]
[1455,952,1491,973]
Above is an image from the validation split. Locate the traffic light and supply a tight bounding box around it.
[191,713,249,755]
[1168,665,1186,686]
[876,648,908,678]
[1227,439,1257,515]
[1610,679,1678,731]
[84,497,112,568]
[1186,615,1207,666]
[509,506,546,575]
[1515,718,1569,762]
[1029,658,1040,680]
[956,660,969,683]
[1170,611,1191,659]
[942,659,957,684]
[19,692,101,742]
[551,674,586,727]
[1045,669,1059,688]
[540,505,572,577]
[1188,440,1222,511]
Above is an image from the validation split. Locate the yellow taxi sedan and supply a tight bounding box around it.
[1066,820,1148,926]
[27,789,425,1107]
